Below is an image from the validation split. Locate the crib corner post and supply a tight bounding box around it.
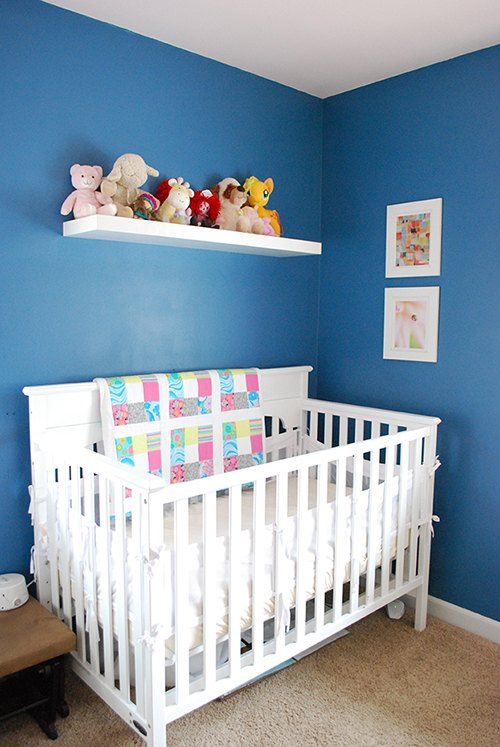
[32,447,52,612]
[414,424,438,632]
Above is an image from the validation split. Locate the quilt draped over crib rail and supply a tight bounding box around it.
[95,369,265,485]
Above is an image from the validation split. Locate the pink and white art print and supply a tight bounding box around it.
[383,287,440,362]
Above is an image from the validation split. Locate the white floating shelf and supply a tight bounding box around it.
[62,215,321,258]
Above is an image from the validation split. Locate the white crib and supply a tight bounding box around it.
[24,365,440,746]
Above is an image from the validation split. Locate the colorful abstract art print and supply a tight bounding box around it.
[386,198,442,278]
[383,287,440,363]
[396,212,430,267]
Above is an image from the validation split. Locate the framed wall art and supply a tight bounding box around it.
[386,198,442,277]
[383,286,440,362]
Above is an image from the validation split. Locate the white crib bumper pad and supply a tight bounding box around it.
[61,470,413,657]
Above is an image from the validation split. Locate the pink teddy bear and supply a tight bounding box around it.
[60,164,117,218]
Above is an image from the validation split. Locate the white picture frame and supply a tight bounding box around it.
[383,286,440,363]
[386,198,442,278]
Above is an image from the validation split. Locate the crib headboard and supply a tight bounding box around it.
[23,366,312,455]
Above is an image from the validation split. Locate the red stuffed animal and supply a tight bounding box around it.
[189,189,220,228]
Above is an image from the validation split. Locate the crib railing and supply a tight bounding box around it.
[33,404,439,746]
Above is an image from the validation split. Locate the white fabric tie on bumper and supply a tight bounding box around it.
[139,624,167,650]
[82,523,100,643]
[427,458,441,536]
[28,485,34,525]
[430,514,440,538]
[429,456,441,476]
[30,535,49,580]
[140,544,168,579]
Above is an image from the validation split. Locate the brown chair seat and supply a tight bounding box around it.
[0,597,76,678]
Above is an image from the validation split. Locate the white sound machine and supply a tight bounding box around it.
[0,573,29,611]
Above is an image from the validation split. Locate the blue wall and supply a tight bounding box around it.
[0,0,323,574]
[1,1,498,621]
[318,46,500,620]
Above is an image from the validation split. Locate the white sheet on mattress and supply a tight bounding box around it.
[83,470,413,656]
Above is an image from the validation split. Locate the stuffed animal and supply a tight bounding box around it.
[212,178,274,234]
[100,154,159,218]
[131,192,160,220]
[255,214,276,235]
[211,178,250,232]
[239,206,276,235]
[189,189,220,228]
[60,164,117,219]
[155,177,194,224]
[243,176,282,236]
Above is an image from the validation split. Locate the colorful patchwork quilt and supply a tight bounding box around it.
[96,369,264,486]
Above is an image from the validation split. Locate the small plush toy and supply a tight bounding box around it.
[155,177,194,224]
[212,178,274,234]
[131,192,160,220]
[189,189,221,228]
[60,164,117,219]
[101,154,159,218]
[211,178,249,232]
[243,176,282,236]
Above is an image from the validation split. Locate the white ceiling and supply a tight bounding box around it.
[45,0,500,98]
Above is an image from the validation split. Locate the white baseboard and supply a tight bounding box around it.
[403,593,500,644]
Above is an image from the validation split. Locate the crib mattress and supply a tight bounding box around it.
[80,470,413,657]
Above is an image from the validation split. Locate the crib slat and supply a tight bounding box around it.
[83,468,99,674]
[252,479,265,667]
[147,496,166,739]
[131,488,145,711]
[339,417,348,446]
[58,463,72,629]
[46,458,60,618]
[324,413,333,449]
[333,456,347,620]
[315,462,327,631]
[310,410,318,447]
[274,472,288,656]
[272,417,280,461]
[203,491,217,690]
[395,441,410,588]
[70,464,86,662]
[113,481,130,700]
[354,418,363,444]
[371,421,381,440]
[366,447,380,604]
[98,474,114,687]
[229,485,242,677]
[381,444,396,596]
[295,467,308,645]
[175,497,189,704]
[409,438,423,581]
[350,451,363,613]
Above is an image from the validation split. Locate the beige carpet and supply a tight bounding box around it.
[1,610,498,746]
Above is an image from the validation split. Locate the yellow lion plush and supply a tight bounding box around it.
[243,176,282,236]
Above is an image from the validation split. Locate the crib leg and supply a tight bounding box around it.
[415,530,431,631]
[145,679,167,747]
[414,584,428,631]
[147,725,167,747]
